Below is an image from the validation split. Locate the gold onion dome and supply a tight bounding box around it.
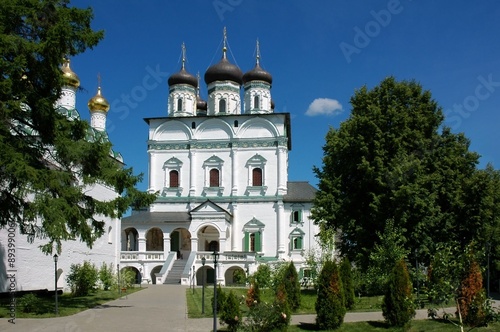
[61,58,80,88]
[88,86,110,112]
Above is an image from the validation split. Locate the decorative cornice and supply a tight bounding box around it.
[148,138,288,151]
[208,84,240,94]
[243,82,271,91]
[169,85,196,94]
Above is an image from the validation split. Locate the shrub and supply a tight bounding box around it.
[252,263,271,289]
[241,285,290,332]
[232,269,246,285]
[315,260,346,330]
[340,257,355,310]
[99,262,115,290]
[220,290,241,332]
[211,284,226,314]
[18,293,43,314]
[66,261,99,296]
[382,259,415,328]
[119,267,136,288]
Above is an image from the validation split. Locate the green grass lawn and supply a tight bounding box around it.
[0,287,143,318]
[187,287,399,318]
[187,287,499,331]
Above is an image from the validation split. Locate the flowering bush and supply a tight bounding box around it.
[245,282,260,309]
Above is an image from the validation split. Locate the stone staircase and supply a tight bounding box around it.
[163,259,188,284]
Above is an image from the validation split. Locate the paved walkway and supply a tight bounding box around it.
[0,285,457,332]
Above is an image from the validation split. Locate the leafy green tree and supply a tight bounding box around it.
[0,0,156,254]
[340,257,355,310]
[66,260,98,296]
[382,259,415,328]
[311,77,482,269]
[315,260,346,330]
[364,219,408,295]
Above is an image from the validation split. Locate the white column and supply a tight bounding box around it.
[219,237,227,253]
[163,233,170,255]
[231,204,239,251]
[277,146,287,195]
[189,150,196,196]
[277,202,286,256]
[231,149,238,196]
[191,237,199,252]
[138,238,146,252]
[148,152,155,192]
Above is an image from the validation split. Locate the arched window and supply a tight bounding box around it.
[254,95,259,109]
[209,168,219,187]
[219,99,226,113]
[252,168,262,186]
[177,98,183,111]
[169,170,179,188]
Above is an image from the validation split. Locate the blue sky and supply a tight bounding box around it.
[70,0,500,191]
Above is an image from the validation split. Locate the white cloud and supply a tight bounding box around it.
[305,98,343,116]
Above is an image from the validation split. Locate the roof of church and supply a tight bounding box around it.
[122,211,191,223]
[284,181,317,202]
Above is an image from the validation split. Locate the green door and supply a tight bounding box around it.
[170,231,179,251]
[207,269,215,284]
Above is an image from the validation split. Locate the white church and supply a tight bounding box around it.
[0,33,321,292]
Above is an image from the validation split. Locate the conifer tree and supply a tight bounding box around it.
[220,290,241,332]
[0,0,156,254]
[281,261,301,312]
[382,259,415,327]
[340,257,355,310]
[315,260,346,330]
[457,256,487,327]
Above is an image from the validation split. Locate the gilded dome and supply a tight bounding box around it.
[61,58,80,88]
[88,86,110,112]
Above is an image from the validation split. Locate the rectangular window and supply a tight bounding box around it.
[292,210,302,223]
[292,237,302,250]
[245,231,261,252]
[209,168,219,187]
[252,168,262,186]
[169,170,179,188]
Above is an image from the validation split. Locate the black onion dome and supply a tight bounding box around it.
[168,68,198,88]
[197,97,207,110]
[243,63,272,84]
[204,57,243,85]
